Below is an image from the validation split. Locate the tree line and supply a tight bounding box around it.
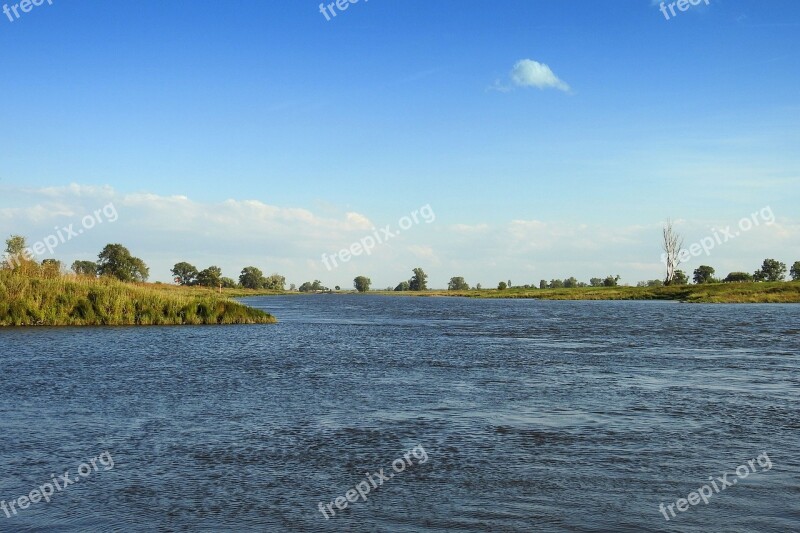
[171,263,285,290]
[6,234,798,292]
[4,236,150,282]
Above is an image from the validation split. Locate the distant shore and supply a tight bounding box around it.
[278,282,800,304]
[378,282,800,303]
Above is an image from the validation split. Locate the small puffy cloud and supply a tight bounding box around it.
[510,59,570,91]
[490,59,571,93]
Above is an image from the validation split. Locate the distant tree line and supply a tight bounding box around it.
[682,259,797,284]
[172,262,285,290]
[6,234,799,292]
[393,268,429,291]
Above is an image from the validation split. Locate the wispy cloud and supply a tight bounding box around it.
[2,184,795,288]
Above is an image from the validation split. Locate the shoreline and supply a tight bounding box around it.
[249,282,800,304]
[0,273,277,327]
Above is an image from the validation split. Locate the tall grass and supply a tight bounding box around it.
[0,271,276,326]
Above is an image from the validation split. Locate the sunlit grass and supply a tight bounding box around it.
[372,282,800,303]
[0,271,277,326]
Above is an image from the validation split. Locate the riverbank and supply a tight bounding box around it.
[0,272,276,326]
[371,282,800,303]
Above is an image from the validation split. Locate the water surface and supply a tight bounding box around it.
[1,296,798,532]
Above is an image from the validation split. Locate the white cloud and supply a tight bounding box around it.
[1,183,796,288]
[509,59,571,92]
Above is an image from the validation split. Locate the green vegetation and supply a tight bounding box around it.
[1,236,275,326]
[299,280,326,292]
[353,276,371,293]
[375,282,800,303]
[392,268,428,292]
[724,272,753,283]
[792,261,800,281]
[0,270,276,326]
[409,268,428,291]
[754,258,787,282]
[693,265,716,284]
[97,243,149,282]
[448,277,469,291]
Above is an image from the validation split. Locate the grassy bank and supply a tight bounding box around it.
[0,272,277,326]
[371,282,800,303]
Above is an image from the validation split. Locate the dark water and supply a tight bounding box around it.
[0,296,798,532]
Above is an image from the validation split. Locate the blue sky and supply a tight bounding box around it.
[1,0,799,288]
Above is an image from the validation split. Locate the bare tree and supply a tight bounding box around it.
[662,220,684,285]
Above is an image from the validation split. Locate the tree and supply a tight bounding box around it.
[448,277,469,291]
[724,272,753,283]
[497,281,508,290]
[549,279,564,289]
[603,275,621,287]
[299,280,323,292]
[289,283,296,291]
[220,277,237,288]
[693,265,716,284]
[72,260,98,277]
[791,261,800,281]
[97,244,149,282]
[41,259,62,278]
[335,286,341,291]
[409,268,428,291]
[4,235,32,269]
[672,270,689,285]
[754,259,787,282]
[239,266,264,289]
[394,281,410,291]
[662,220,684,285]
[589,277,604,287]
[171,262,198,285]
[263,274,286,291]
[476,283,482,290]
[563,277,578,288]
[353,276,371,292]
[196,266,222,287]
[539,280,548,289]
[5,235,26,256]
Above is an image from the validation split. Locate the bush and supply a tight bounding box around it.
[723,272,753,283]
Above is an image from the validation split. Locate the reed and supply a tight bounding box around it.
[0,270,276,326]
